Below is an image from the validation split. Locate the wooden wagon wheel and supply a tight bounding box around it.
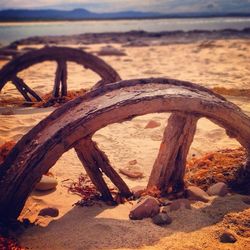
[0,46,121,102]
[1,77,250,221]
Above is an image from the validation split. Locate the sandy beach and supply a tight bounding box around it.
[0,33,250,249]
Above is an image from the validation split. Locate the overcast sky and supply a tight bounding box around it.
[0,0,250,13]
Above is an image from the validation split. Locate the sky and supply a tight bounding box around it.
[0,0,250,13]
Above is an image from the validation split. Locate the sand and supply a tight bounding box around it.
[0,38,250,249]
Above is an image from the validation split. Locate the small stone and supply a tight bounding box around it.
[38,207,59,217]
[152,212,172,226]
[129,159,137,165]
[129,196,160,220]
[97,46,126,56]
[131,185,146,199]
[242,196,250,205]
[207,182,228,197]
[119,168,143,179]
[186,186,210,203]
[169,199,191,211]
[144,120,161,129]
[219,231,237,243]
[35,175,58,191]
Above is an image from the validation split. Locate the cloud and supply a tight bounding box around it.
[0,0,250,13]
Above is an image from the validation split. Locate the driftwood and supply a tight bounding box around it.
[0,46,121,101]
[1,77,250,220]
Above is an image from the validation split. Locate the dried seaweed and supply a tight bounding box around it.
[63,174,101,206]
[33,89,88,108]
[0,89,88,108]
[185,147,249,193]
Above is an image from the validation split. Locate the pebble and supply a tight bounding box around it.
[144,120,161,129]
[186,186,210,203]
[97,46,126,56]
[38,207,59,217]
[169,199,191,211]
[129,196,160,220]
[219,231,237,243]
[119,168,143,179]
[35,175,58,191]
[152,212,172,226]
[207,182,228,197]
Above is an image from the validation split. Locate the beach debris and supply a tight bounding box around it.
[119,167,144,179]
[152,212,172,226]
[207,182,228,197]
[38,207,59,217]
[144,120,161,129]
[219,231,237,243]
[97,45,126,56]
[131,186,146,199]
[129,196,160,220]
[35,175,58,191]
[64,173,101,203]
[0,46,121,104]
[185,147,249,194]
[185,186,210,203]
[168,198,191,211]
[0,140,16,164]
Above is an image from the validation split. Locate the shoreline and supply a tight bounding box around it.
[7,28,250,47]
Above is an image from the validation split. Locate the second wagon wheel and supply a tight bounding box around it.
[0,46,121,103]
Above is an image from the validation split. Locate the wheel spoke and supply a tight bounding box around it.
[61,61,67,97]
[84,138,131,197]
[74,137,114,201]
[148,113,198,193]
[12,76,32,102]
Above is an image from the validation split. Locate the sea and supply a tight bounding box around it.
[0,17,250,45]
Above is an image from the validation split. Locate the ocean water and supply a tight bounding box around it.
[0,17,250,45]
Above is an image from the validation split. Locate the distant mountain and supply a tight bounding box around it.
[0,8,249,21]
[0,8,164,21]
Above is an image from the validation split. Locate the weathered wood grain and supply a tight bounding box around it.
[1,77,250,220]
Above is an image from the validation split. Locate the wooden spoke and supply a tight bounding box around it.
[61,60,67,97]
[81,138,131,197]
[74,137,114,201]
[147,113,198,193]
[12,76,32,102]
[12,76,42,102]
[53,60,62,98]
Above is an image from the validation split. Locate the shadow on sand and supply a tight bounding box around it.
[20,194,250,250]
